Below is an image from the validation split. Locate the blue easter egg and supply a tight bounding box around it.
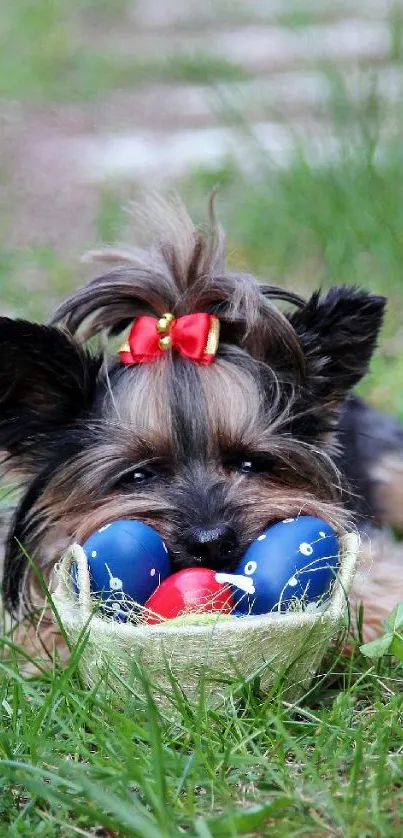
[78,520,171,620]
[230,516,339,615]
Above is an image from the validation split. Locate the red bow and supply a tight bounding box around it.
[119,313,220,367]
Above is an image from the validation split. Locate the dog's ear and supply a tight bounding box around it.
[0,318,101,470]
[289,286,386,402]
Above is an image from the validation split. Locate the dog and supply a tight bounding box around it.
[0,197,402,645]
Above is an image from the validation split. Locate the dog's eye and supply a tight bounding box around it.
[131,470,151,483]
[225,456,276,475]
[116,467,156,489]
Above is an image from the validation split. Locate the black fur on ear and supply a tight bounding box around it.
[290,286,386,402]
[0,318,101,471]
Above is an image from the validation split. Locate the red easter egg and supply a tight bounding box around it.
[144,568,234,624]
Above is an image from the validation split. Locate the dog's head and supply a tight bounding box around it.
[0,199,385,614]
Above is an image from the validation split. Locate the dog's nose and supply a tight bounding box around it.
[184,525,239,565]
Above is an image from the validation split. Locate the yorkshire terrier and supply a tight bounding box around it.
[1,198,402,645]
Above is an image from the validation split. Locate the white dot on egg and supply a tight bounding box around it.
[110,577,123,590]
[288,575,298,587]
[299,542,313,556]
[244,560,257,576]
[319,531,326,538]
[111,602,121,612]
[282,518,295,524]
[91,550,97,558]
[257,534,267,541]
[150,568,156,576]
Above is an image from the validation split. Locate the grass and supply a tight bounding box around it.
[275,9,318,29]
[0,1,247,101]
[1,620,403,836]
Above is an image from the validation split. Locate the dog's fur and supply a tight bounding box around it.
[0,198,402,642]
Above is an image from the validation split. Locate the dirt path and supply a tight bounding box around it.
[0,0,399,259]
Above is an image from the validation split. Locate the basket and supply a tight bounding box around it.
[53,532,359,704]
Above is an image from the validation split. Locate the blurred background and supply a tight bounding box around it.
[1,0,403,416]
